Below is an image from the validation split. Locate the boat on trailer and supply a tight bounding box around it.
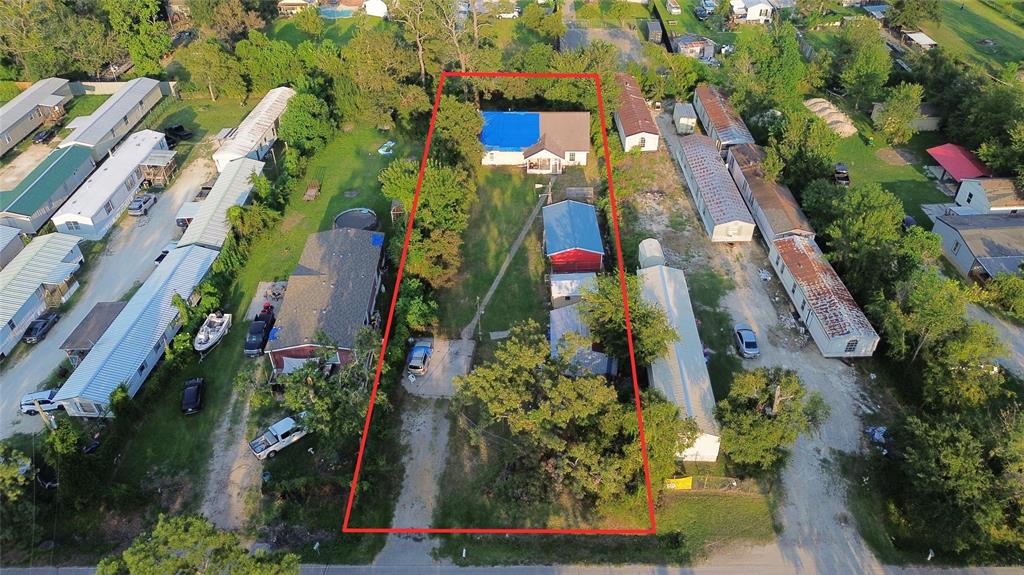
[194,311,232,352]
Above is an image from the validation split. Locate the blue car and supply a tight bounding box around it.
[406,338,433,376]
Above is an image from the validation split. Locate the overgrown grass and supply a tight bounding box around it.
[917,0,1024,73]
[686,268,742,399]
[140,97,255,167]
[838,452,914,565]
[436,167,546,336]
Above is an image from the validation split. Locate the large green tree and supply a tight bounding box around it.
[0,442,36,551]
[768,111,839,192]
[836,19,891,110]
[235,30,301,93]
[715,367,829,472]
[177,41,246,101]
[922,321,1007,410]
[888,0,941,30]
[279,92,334,154]
[874,82,924,145]
[725,22,810,112]
[340,27,429,129]
[101,0,170,77]
[96,514,299,574]
[577,274,678,366]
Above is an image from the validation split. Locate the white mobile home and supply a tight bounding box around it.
[933,214,1024,282]
[212,87,295,172]
[178,158,264,250]
[678,134,755,242]
[637,239,720,462]
[51,130,170,240]
[59,77,163,161]
[954,178,1024,215]
[770,236,879,357]
[614,73,659,153]
[0,233,83,359]
[0,225,24,270]
[53,244,218,417]
[0,78,73,157]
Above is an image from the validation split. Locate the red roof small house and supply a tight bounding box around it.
[543,200,604,273]
[927,143,992,184]
[613,73,659,153]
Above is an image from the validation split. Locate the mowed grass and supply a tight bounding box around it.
[141,97,255,166]
[650,0,736,45]
[267,14,384,47]
[436,167,546,335]
[686,268,742,400]
[61,95,110,125]
[918,0,1024,72]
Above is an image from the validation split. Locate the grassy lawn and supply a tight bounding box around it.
[650,0,736,45]
[917,0,1024,73]
[436,167,547,336]
[140,97,255,167]
[266,14,383,47]
[575,0,653,28]
[61,95,109,126]
[686,268,742,400]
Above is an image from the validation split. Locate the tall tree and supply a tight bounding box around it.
[577,274,678,366]
[95,515,299,574]
[294,5,324,40]
[922,321,1007,409]
[235,30,301,92]
[204,0,264,46]
[101,0,170,77]
[725,22,809,112]
[769,111,839,191]
[836,19,891,110]
[888,0,941,30]
[869,267,970,362]
[715,367,829,472]
[433,95,484,167]
[341,27,429,129]
[823,183,904,295]
[0,442,36,551]
[387,0,443,86]
[177,40,246,101]
[279,92,334,154]
[874,82,924,145]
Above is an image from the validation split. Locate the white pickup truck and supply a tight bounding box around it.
[249,413,309,460]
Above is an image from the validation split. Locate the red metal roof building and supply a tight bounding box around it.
[771,236,878,357]
[926,143,992,183]
[613,73,659,153]
[692,84,754,151]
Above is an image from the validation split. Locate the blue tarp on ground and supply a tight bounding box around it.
[480,111,540,151]
[542,200,604,255]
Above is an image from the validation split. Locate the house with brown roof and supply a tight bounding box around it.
[266,228,385,375]
[613,74,659,153]
[678,134,755,242]
[480,111,590,174]
[726,143,815,242]
[59,301,126,367]
[954,178,1024,215]
[693,85,754,151]
[771,236,879,357]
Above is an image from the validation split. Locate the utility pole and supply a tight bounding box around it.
[35,400,57,431]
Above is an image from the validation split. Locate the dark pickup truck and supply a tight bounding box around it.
[244,309,275,357]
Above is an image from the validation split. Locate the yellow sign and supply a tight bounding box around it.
[664,476,693,490]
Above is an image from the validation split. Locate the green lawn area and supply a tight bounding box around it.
[650,0,736,45]
[140,97,255,167]
[686,268,742,400]
[917,0,1024,73]
[61,95,109,125]
[267,14,384,47]
[436,167,547,336]
[575,0,653,28]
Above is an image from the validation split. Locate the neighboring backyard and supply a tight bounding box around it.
[917,0,1024,73]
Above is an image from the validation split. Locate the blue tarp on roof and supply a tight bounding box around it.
[543,200,603,255]
[480,111,540,151]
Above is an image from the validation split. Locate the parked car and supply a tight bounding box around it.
[181,378,205,414]
[406,338,433,376]
[377,140,396,156]
[164,124,194,140]
[249,413,309,460]
[153,241,179,265]
[23,312,59,344]
[127,193,157,216]
[32,128,57,145]
[833,163,850,186]
[701,0,716,12]
[496,6,521,18]
[164,133,181,149]
[693,6,709,20]
[244,308,275,357]
[19,389,63,416]
[733,323,760,359]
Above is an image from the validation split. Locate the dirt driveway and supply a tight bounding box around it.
[199,395,258,531]
[0,143,56,189]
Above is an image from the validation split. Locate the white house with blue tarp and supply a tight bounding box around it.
[53,244,218,417]
[542,200,604,273]
[480,111,590,174]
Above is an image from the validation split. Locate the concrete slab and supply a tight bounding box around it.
[402,338,473,399]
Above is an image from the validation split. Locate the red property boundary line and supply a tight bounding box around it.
[342,71,657,535]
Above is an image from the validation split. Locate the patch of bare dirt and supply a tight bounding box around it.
[280,212,305,232]
[876,147,908,166]
[199,393,259,532]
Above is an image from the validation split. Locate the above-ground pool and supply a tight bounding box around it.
[320,7,354,18]
[334,208,380,231]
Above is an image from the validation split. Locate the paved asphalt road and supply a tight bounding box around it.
[0,157,214,438]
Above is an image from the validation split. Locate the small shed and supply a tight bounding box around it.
[59,301,126,367]
[542,200,604,273]
[364,0,388,17]
[139,149,178,188]
[927,143,992,184]
[549,272,597,309]
[904,31,937,50]
[673,102,698,135]
[645,20,663,43]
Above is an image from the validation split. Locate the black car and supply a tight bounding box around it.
[833,163,851,186]
[693,6,709,20]
[181,378,205,414]
[23,312,59,344]
[164,124,194,140]
[244,311,275,357]
[164,133,181,149]
[32,128,57,145]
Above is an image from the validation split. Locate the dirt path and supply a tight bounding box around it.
[373,398,452,566]
[967,304,1024,378]
[199,393,260,531]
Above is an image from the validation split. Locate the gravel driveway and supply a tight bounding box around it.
[0,156,216,438]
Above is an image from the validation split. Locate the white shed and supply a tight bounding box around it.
[672,102,698,135]
[549,272,597,309]
[638,243,720,462]
[212,87,295,172]
[364,0,388,17]
[52,130,169,240]
[59,78,163,161]
[178,158,264,250]
[677,134,755,242]
[53,244,218,417]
